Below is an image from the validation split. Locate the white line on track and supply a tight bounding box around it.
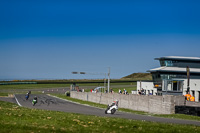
[14,95,22,107]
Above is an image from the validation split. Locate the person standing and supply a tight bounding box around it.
[119,89,122,94]
[184,92,191,101]
[190,95,195,102]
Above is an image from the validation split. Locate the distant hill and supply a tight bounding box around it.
[122,73,152,80]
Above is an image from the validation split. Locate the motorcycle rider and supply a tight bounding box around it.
[32,96,38,106]
[105,99,119,114]
[108,100,118,109]
[34,96,37,100]
[25,91,31,100]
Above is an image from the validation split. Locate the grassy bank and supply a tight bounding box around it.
[0,101,200,133]
[0,84,69,90]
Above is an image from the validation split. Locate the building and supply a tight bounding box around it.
[137,56,200,102]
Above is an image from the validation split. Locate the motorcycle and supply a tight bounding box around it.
[105,100,119,114]
[32,97,37,106]
[25,91,31,100]
[25,94,29,100]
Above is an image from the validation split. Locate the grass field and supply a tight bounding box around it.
[1,82,200,129]
[0,84,70,90]
[0,82,137,94]
[0,101,200,133]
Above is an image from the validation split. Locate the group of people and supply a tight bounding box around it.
[118,89,129,95]
[184,92,195,102]
[138,88,145,95]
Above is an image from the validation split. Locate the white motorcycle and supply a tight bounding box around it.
[105,100,119,114]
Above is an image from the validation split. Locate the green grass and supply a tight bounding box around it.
[1,82,200,122]
[0,84,70,90]
[0,101,200,133]
[0,93,9,97]
[52,94,200,121]
[0,82,136,89]
[0,82,137,94]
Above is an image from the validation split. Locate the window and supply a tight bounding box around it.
[160,60,165,66]
[162,80,183,92]
[160,60,174,67]
[165,60,173,67]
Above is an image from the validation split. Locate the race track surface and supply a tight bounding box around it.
[9,94,200,126]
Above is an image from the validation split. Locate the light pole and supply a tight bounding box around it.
[186,66,190,93]
[107,67,110,93]
[72,68,110,93]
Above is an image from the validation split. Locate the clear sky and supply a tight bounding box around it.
[0,0,200,80]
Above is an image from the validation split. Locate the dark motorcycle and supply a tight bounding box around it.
[25,94,29,100]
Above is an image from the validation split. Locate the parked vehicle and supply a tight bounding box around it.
[92,86,106,93]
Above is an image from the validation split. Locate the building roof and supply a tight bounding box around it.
[155,56,200,61]
[148,67,200,73]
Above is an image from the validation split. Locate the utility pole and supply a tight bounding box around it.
[104,73,106,92]
[186,66,190,93]
[108,67,110,93]
[72,68,110,93]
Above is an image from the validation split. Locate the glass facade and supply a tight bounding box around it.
[160,59,200,68]
[162,80,183,92]
[160,60,173,67]
[160,74,176,80]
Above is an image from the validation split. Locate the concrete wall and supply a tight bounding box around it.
[70,91,185,114]
[186,101,200,107]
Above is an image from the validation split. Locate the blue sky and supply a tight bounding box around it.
[0,0,200,80]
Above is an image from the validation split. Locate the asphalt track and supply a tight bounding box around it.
[1,94,200,126]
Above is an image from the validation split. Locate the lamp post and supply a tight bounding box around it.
[72,68,111,93]
[186,66,190,93]
[107,67,110,93]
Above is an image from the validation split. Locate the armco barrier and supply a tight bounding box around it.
[70,91,185,114]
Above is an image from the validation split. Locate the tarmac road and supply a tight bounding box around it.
[9,94,200,126]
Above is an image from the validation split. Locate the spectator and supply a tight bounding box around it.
[184,92,191,101]
[141,88,145,95]
[123,88,126,94]
[190,95,195,102]
[119,89,122,94]
[105,90,108,93]
[110,88,113,93]
[138,90,141,95]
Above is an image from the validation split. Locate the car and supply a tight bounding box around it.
[92,86,106,93]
